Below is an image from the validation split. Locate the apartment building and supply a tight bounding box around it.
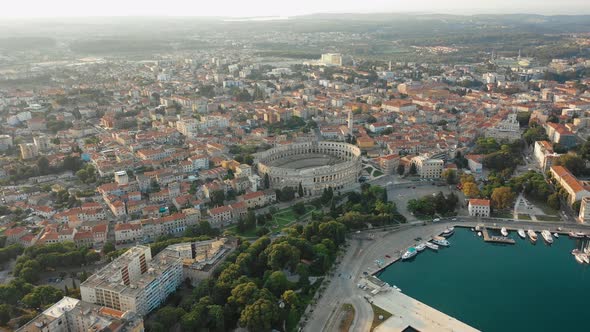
[80,246,183,316]
[411,156,444,179]
[16,297,144,332]
[533,141,561,171]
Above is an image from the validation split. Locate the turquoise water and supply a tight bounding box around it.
[377,227,590,332]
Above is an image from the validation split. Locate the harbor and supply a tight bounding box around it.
[376,226,590,331]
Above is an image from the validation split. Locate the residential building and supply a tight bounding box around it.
[19,143,39,160]
[411,156,444,179]
[16,297,144,332]
[468,199,491,217]
[579,197,590,223]
[550,166,590,205]
[533,141,561,171]
[80,245,183,316]
[465,154,483,177]
[115,223,143,245]
[376,154,400,175]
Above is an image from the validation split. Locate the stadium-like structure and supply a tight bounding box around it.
[255,141,362,196]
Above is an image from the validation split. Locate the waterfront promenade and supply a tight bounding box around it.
[372,290,479,332]
[303,218,590,332]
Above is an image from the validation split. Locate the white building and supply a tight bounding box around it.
[411,156,444,179]
[533,141,560,171]
[114,171,129,185]
[16,296,144,332]
[468,199,491,217]
[579,197,590,223]
[484,113,521,142]
[80,246,183,316]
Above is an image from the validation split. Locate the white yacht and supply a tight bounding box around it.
[553,233,559,238]
[541,230,553,244]
[432,237,450,247]
[527,229,538,243]
[442,227,454,237]
[415,243,426,252]
[517,229,526,239]
[425,242,439,251]
[402,247,418,260]
[501,227,508,236]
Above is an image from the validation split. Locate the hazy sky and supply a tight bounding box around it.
[1,0,589,17]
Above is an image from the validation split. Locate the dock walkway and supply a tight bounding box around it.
[481,226,515,244]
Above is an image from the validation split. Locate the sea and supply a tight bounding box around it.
[377,227,590,332]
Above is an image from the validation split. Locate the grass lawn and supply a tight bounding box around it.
[518,214,532,220]
[536,215,562,222]
[226,206,316,238]
[370,303,393,331]
[526,196,559,216]
[491,210,513,218]
[373,170,383,177]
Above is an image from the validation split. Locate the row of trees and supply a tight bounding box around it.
[407,192,459,217]
[13,242,101,283]
[0,279,64,325]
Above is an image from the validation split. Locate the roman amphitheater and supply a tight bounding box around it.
[255,141,362,196]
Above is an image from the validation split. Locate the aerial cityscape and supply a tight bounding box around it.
[1,1,590,331]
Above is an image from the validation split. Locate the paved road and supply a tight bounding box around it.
[304,223,448,332]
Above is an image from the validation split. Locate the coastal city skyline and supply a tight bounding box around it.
[2,0,590,17]
[1,4,590,332]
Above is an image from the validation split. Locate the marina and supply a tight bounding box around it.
[377,227,590,332]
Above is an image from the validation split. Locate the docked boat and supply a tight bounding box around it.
[576,232,586,238]
[518,229,526,239]
[583,255,590,264]
[527,229,538,243]
[402,247,418,260]
[569,232,581,238]
[575,254,585,264]
[501,227,508,236]
[470,228,475,232]
[415,243,426,252]
[432,237,450,247]
[554,233,559,238]
[572,249,581,255]
[442,227,454,237]
[425,242,439,251]
[541,230,553,244]
[477,232,482,237]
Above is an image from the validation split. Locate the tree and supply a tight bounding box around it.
[266,243,301,271]
[37,157,50,175]
[102,241,116,255]
[554,154,587,177]
[298,182,304,198]
[282,289,301,311]
[409,163,417,175]
[396,164,405,176]
[442,169,458,185]
[292,202,306,216]
[239,298,280,332]
[264,173,270,189]
[229,282,260,310]
[491,187,515,209]
[210,190,225,206]
[155,306,186,328]
[547,192,560,210]
[462,182,480,198]
[0,304,11,325]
